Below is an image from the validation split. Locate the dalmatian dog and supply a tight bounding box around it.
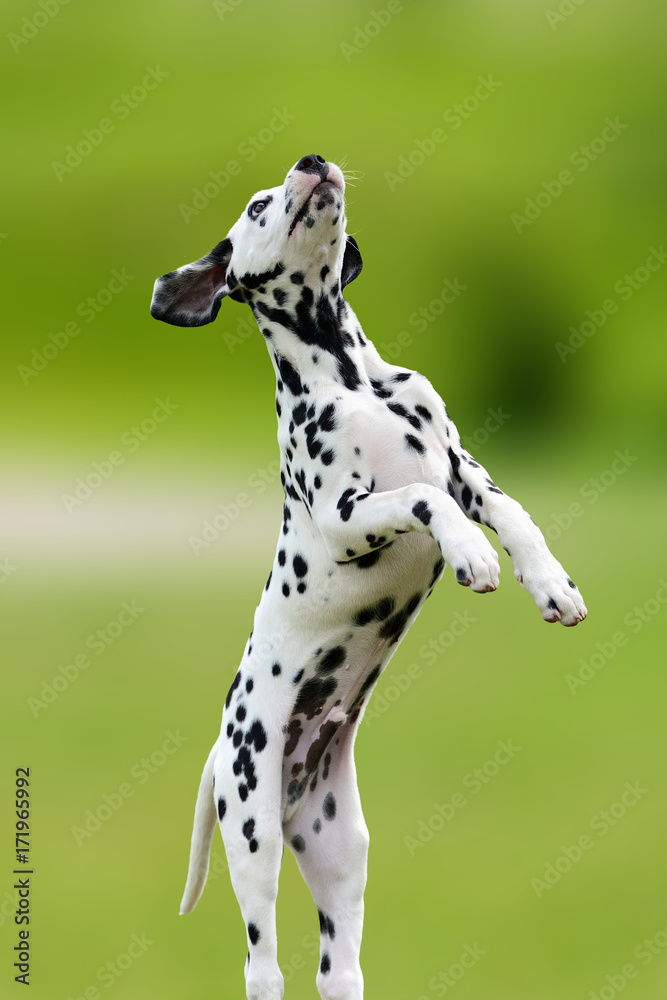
[151,154,587,1000]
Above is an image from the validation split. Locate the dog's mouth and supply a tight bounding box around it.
[288,180,342,238]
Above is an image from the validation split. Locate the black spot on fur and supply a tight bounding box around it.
[291,835,306,853]
[293,554,308,577]
[317,403,336,432]
[245,720,268,753]
[239,262,285,290]
[448,447,462,481]
[430,557,445,587]
[320,953,331,974]
[318,911,336,938]
[225,671,241,709]
[370,378,393,399]
[217,797,226,821]
[283,717,303,756]
[405,434,425,455]
[388,401,421,429]
[292,401,307,425]
[293,676,338,719]
[379,592,422,645]
[412,500,432,525]
[276,354,303,396]
[353,596,396,626]
[318,646,346,673]
[272,662,282,676]
[323,792,336,820]
[248,923,260,945]
[356,549,381,569]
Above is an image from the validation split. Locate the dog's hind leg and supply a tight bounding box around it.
[283,731,368,1000]
[214,727,285,1000]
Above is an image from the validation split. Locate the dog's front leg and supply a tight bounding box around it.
[318,483,500,593]
[446,449,587,626]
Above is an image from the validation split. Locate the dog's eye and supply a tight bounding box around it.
[249,200,268,220]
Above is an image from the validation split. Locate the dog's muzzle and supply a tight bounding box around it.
[294,154,329,181]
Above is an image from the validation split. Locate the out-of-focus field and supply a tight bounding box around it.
[2,1,666,997]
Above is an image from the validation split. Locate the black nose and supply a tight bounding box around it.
[295,154,328,178]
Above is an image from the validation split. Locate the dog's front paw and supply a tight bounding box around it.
[516,556,587,626]
[445,527,500,594]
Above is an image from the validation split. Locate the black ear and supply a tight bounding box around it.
[341,235,363,289]
[150,238,240,327]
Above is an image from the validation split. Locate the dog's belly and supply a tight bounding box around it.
[246,528,443,821]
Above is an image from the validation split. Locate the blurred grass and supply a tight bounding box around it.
[2,0,667,997]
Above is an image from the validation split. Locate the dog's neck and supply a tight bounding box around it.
[246,279,374,400]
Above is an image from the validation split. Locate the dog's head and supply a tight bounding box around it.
[151,155,362,327]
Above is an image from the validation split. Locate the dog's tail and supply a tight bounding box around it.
[179,741,219,915]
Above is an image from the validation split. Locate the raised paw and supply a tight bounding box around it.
[516,556,587,626]
[446,528,500,594]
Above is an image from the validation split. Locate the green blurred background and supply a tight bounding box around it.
[2,1,666,997]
